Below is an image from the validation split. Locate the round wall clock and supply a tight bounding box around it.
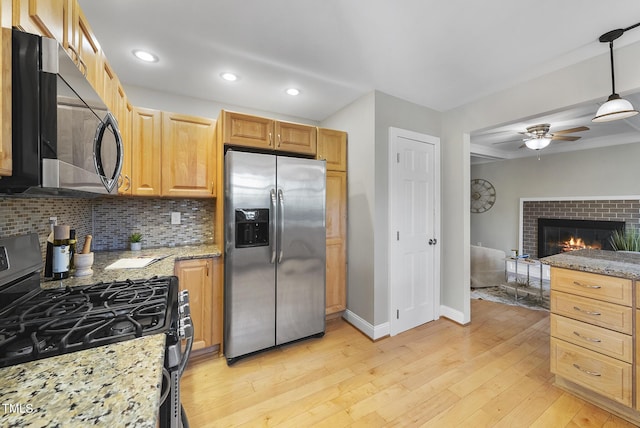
[470,179,496,213]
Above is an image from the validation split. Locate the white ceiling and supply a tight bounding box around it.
[79,1,640,144]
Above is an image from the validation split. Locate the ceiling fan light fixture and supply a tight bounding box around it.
[525,137,551,150]
[592,93,639,122]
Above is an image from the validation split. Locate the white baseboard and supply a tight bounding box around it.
[342,309,390,340]
[439,304,468,325]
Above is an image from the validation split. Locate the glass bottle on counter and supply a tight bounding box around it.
[52,225,70,280]
[68,229,77,270]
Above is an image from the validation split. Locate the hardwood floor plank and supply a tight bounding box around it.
[180,300,628,427]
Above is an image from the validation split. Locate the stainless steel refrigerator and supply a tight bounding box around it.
[224,150,326,364]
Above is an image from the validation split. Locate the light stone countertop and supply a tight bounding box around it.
[0,244,221,426]
[540,249,640,279]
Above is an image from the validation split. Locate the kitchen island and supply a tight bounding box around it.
[0,244,221,427]
[541,249,640,425]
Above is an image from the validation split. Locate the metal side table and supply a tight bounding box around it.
[503,257,544,302]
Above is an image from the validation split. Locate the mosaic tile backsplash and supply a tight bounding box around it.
[0,197,93,261]
[92,197,215,250]
[0,196,215,255]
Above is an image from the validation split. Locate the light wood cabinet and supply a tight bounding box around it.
[275,121,316,155]
[219,110,317,156]
[12,0,67,42]
[319,129,348,316]
[0,27,11,176]
[317,128,347,171]
[69,3,101,92]
[117,95,133,195]
[325,170,347,315]
[550,266,638,421]
[174,257,222,352]
[131,107,162,196]
[161,113,216,198]
[221,111,274,150]
[131,108,216,198]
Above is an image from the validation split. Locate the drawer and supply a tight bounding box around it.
[551,268,632,306]
[550,291,633,334]
[550,314,632,363]
[551,338,632,407]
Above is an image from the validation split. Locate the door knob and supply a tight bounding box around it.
[429,238,437,245]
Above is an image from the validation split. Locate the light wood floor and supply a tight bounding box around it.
[181,300,636,427]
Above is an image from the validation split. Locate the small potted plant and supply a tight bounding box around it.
[129,232,143,251]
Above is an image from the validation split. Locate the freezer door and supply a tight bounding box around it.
[224,151,277,359]
[276,156,326,345]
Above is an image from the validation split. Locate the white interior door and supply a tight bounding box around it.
[389,128,440,336]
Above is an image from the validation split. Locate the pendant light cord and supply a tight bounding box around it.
[608,41,616,95]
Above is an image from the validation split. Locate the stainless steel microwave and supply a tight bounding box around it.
[0,30,123,197]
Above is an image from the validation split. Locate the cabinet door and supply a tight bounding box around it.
[161,113,216,198]
[275,121,317,155]
[175,258,214,352]
[0,27,11,176]
[131,107,162,196]
[117,97,133,195]
[317,128,347,171]
[222,111,274,149]
[325,171,347,315]
[69,3,101,92]
[13,0,67,42]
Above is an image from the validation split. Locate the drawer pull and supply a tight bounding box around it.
[573,331,602,343]
[572,281,601,289]
[573,306,601,316]
[572,363,601,377]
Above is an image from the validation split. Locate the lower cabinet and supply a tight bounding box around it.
[550,266,639,422]
[174,257,222,352]
[325,171,347,315]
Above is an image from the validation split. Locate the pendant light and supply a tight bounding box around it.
[593,23,640,123]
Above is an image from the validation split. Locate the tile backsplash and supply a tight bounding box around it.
[92,197,215,250]
[0,197,93,260]
[0,196,215,254]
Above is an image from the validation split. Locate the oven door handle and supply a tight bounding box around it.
[178,317,194,376]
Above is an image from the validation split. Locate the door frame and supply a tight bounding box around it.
[388,127,441,336]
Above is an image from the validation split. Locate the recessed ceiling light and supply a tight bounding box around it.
[220,72,238,82]
[132,49,158,63]
[286,88,300,96]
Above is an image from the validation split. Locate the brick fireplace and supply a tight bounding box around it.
[522,199,640,259]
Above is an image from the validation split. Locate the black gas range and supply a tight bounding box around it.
[0,233,193,428]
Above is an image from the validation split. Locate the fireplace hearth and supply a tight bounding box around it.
[537,218,625,258]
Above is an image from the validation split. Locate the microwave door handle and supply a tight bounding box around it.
[94,112,124,193]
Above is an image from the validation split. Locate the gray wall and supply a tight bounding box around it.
[470,142,640,254]
[321,90,441,328]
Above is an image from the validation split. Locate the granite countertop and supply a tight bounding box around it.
[540,249,640,279]
[0,244,221,426]
[42,244,221,289]
[0,335,165,427]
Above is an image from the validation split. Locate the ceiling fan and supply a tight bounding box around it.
[519,123,589,150]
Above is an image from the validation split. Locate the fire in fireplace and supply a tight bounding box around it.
[538,218,625,258]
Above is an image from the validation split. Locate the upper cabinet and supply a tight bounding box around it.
[131,107,162,196]
[219,110,317,156]
[161,113,216,198]
[131,108,216,198]
[12,0,67,42]
[317,128,347,171]
[275,121,316,155]
[68,3,101,92]
[0,25,11,176]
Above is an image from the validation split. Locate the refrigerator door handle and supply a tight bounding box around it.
[270,188,277,264]
[278,189,284,263]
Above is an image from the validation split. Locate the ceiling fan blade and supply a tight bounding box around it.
[551,135,581,141]
[492,138,523,145]
[552,126,589,135]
